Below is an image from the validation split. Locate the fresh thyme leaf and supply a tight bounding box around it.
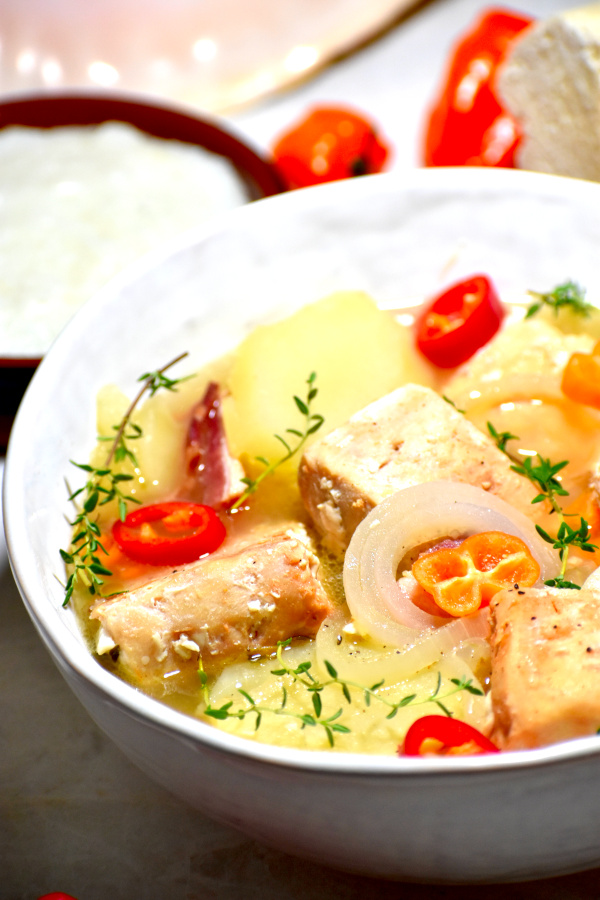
[510,456,569,500]
[487,422,519,453]
[294,395,309,416]
[544,577,581,590]
[442,395,466,414]
[61,352,191,606]
[230,372,325,510]
[325,660,338,678]
[397,694,417,708]
[312,692,323,717]
[525,281,593,320]
[199,641,484,747]
[451,677,484,697]
[488,420,598,588]
[138,355,194,396]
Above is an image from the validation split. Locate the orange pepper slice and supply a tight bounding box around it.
[411,530,540,617]
[562,340,600,410]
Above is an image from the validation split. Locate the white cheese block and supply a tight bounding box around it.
[498,3,600,181]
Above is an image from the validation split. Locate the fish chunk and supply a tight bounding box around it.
[91,526,333,692]
[298,383,542,555]
[489,586,600,750]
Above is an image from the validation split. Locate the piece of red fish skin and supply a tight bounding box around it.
[180,381,245,509]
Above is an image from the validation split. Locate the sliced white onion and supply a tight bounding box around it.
[316,609,490,685]
[343,480,559,653]
[448,372,564,418]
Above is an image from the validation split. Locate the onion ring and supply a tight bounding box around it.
[343,481,559,655]
[447,372,564,418]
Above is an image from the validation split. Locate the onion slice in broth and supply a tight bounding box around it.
[343,481,559,658]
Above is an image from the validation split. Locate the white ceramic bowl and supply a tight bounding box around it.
[5,167,600,884]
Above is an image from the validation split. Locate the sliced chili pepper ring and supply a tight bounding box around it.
[415,274,505,368]
[112,501,226,567]
[402,714,499,756]
[412,530,540,617]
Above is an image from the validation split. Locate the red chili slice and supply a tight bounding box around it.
[36,894,79,900]
[402,715,499,756]
[423,8,533,168]
[415,274,505,368]
[112,501,226,566]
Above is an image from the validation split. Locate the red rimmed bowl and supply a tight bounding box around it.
[0,90,284,451]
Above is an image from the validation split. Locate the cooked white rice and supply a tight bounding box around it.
[0,122,248,356]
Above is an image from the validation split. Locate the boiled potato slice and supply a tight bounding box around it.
[221,291,435,468]
[91,374,206,520]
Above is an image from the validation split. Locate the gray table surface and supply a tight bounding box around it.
[4,0,600,895]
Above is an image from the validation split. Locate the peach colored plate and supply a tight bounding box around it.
[0,0,421,112]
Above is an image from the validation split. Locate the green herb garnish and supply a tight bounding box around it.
[487,422,597,589]
[230,372,324,510]
[61,352,190,606]
[442,394,466,414]
[525,280,593,320]
[199,640,483,748]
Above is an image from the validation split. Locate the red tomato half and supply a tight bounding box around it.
[112,501,226,566]
[424,8,533,167]
[272,105,390,189]
[415,274,505,368]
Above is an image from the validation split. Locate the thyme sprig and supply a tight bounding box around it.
[61,352,190,606]
[230,372,324,510]
[525,280,593,320]
[200,640,483,747]
[487,422,597,589]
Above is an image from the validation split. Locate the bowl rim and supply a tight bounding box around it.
[0,86,285,201]
[6,165,600,776]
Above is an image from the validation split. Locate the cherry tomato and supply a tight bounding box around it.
[272,105,391,190]
[423,8,533,167]
[112,501,226,566]
[415,274,505,368]
[402,715,499,756]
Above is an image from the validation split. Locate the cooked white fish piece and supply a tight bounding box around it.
[490,585,600,749]
[298,383,544,555]
[91,525,333,692]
